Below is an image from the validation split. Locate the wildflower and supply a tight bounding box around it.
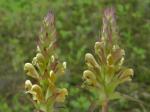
[30,84,43,103]
[85,53,100,69]
[82,7,134,111]
[55,88,68,102]
[24,63,39,79]
[24,11,67,112]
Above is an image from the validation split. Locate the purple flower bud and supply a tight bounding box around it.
[101,7,118,45]
[44,11,55,26]
[104,7,115,22]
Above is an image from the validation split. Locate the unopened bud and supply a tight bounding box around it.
[36,53,44,62]
[63,62,67,69]
[50,70,54,77]
[51,55,55,62]
[104,7,115,23]
[44,11,54,26]
[32,57,37,65]
[118,57,124,66]
[25,80,32,90]
[94,42,104,53]
[49,70,56,83]
[112,45,119,51]
[37,46,41,52]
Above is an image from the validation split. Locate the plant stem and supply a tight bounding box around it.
[88,101,98,112]
[101,99,109,112]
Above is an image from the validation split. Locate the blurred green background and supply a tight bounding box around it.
[0,0,150,112]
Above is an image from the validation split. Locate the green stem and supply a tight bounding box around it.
[101,99,109,112]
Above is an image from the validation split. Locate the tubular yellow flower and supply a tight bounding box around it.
[119,68,134,79]
[82,70,99,87]
[24,63,39,79]
[49,70,56,83]
[83,70,96,80]
[94,42,105,54]
[55,88,68,102]
[36,53,45,63]
[31,84,43,102]
[85,53,99,69]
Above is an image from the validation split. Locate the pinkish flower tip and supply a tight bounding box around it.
[104,7,115,20]
[44,11,55,25]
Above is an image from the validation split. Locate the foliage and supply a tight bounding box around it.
[0,94,32,112]
[0,0,150,112]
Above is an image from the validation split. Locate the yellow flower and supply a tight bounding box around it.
[24,63,39,79]
[83,70,96,80]
[94,42,105,54]
[36,53,44,63]
[49,70,56,83]
[55,88,68,102]
[119,68,134,79]
[28,84,43,103]
[85,53,100,69]
[82,70,98,86]
[107,48,125,65]
[32,53,45,69]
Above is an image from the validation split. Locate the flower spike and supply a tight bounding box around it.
[82,7,134,111]
[24,12,68,112]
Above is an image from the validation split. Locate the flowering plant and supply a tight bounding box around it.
[24,7,135,112]
[24,12,68,112]
[82,7,134,112]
